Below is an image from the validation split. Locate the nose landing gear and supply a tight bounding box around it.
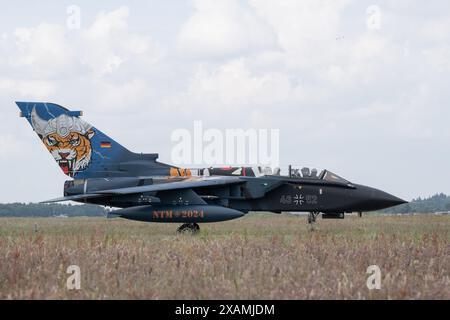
[307,212,320,231]
[308,212,320,224]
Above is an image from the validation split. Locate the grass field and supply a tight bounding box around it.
[0,214,449,300]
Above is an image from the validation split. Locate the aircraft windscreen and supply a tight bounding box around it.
[321,170,351,184]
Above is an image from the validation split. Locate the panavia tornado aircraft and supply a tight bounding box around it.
[16,102,406,233]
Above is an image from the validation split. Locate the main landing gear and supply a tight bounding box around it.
[177,223,200,234]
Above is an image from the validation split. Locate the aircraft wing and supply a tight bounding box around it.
[42,176,243,203]
[42,193,112,203]
[96,176,243,195]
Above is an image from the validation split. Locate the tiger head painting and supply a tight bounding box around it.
[31,107,95,177]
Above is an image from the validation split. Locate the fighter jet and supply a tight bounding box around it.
[16,102,407,233]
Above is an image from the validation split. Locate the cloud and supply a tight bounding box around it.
[178,0,278,58]
[167,0,450,157]
[91,78,150,112]
[189,59,292,105]
[422,46,450,72]
[0,134,27,159]
[166,58,306,114]
[81,6,164,77]
[0,6,164,111]
[419,18,450,71]
[420,18,450,43]
[174,0,407,114]
[1,6,163,79]
[248,0,350,70]
[0,78,56,98]
[321,33,398,88]
[10,23,75,77]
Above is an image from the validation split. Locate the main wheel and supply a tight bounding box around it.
[191,223,200,233]
[177,223,200,234]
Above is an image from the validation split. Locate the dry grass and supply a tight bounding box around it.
[0,214,449,300]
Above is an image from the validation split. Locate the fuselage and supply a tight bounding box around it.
[16,102,406,226]
[65,172,406,223]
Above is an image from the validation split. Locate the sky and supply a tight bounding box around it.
[0,0,449,203]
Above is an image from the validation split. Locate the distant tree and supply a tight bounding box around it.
[0,203,107,217]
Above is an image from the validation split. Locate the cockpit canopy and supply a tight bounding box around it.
[190,165,352,185]
[320,170,351,184]
[285,166,352,184]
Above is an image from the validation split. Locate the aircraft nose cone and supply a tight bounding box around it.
[371,189,407,208]
[355,185,407,211]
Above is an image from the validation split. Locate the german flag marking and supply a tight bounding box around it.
[100,141,111,148]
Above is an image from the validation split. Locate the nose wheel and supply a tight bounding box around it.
[307,212,320,231]
[308,212,320,224]
[177,223,200,234]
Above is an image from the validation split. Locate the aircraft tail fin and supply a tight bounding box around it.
[16,102,161,178]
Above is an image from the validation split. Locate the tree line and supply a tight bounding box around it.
[0,203,108,217]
